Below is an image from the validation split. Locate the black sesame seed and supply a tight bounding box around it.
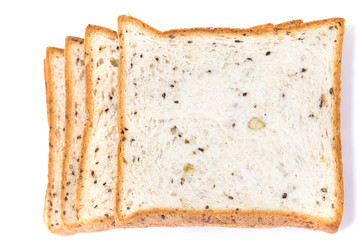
[116,46,119,50]
[243,92,247,96]
[329,88,333,94]
[91,171,94,176]
[105,214,109,218]
[169,35,175,39]
[266,51,271,56]
[94,205,98,208]
[301,68,307,72]
[170,84,174,87]
[228,196,234,200]
[63,211,66,215]
[94,180,97,184]
[161,215,166,219]
[282,193,287,199]
[321,188,327,193]
[174,101,179,104]
[122,137,126,141]
[105,108,109,112]
[140,54,143,58]
[162,92,166,99]
[198,148,204,152]
[205,205,209,209]
[66,182,70,186]
[234,40,243,43]
[155,57,159,61]
[97,77,101,81]
[188,41,193,44]
[95,147,99,152]
[309,114,314,118]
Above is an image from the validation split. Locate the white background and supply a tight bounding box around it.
[0,0,358,239]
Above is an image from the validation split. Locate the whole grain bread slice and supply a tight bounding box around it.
[43,47,73,235]
[76,25,120,230]
[115,16,344,233]
[60,36,86,231]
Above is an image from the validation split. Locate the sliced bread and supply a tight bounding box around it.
[76,25,120,230]
[60,36,85,231]
[43,47,73,235]
[115,16,344,233]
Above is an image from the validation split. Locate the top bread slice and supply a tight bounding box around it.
[43,47,73,235]
[115,16,344,233]
[76,25,120,230]
[60,36,85,231]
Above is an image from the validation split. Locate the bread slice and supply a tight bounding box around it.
[60,36,85,231]
[76,25,120,230]
[43,47,73,235]
[115,16,344,233]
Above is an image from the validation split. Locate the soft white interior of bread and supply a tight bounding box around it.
[62,41,85,225]
[77,32,119,223]
[119,23,339,220]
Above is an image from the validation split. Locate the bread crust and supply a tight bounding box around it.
[76,25,120,231]
[44,47,74,235]
[115,16,345,233]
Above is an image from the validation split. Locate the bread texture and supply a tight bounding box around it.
[115,16,344,233]
[43,47,73,235]
[61,36,86,231]
[76,25,120,230]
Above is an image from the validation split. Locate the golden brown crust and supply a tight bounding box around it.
[76,25,119,231]
[115,16,345,233]
[44,47,74,235]
[330,19,345,231]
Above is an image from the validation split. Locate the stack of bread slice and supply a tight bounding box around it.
[43,16,345,235]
